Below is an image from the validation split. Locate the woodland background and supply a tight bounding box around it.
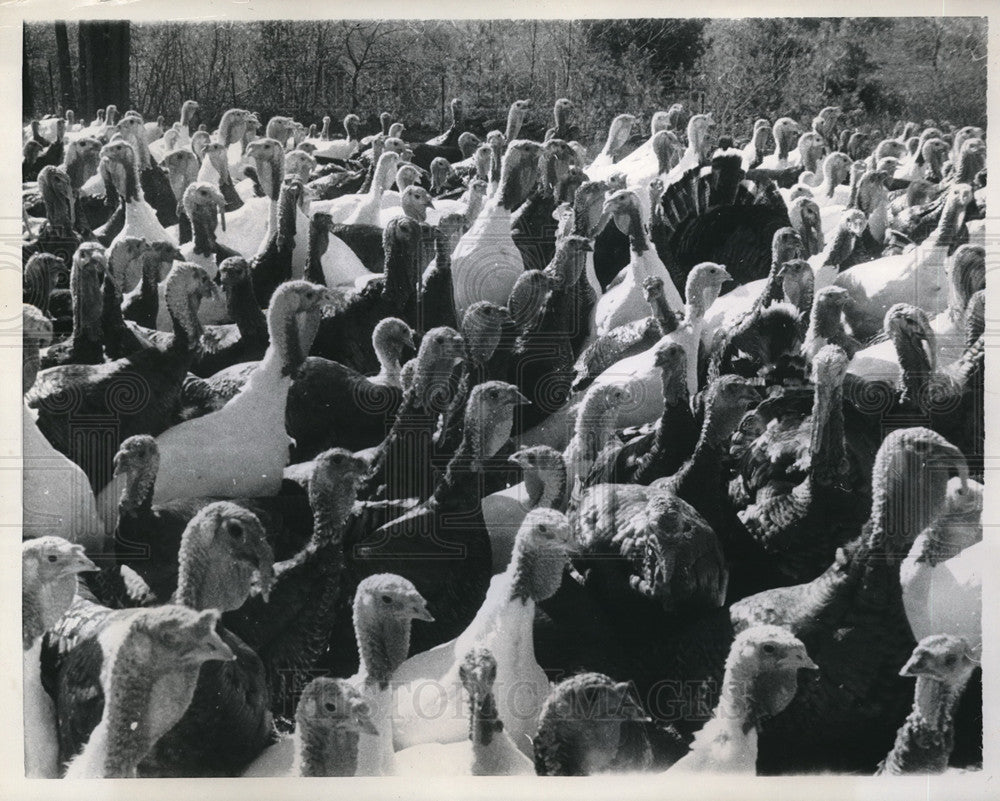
[23,18,987,145]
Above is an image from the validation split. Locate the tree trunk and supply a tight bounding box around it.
[54,22,76,113]
[78,20,131,115]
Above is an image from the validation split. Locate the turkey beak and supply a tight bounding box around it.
[509,389,531,406]
[899,651,929,678]
[411,604,435,623]
[197,630,236,663]
[425,198,436,210]
[718,267,733,284]
[62,549,98,577]
[780,649,819,671]
[508,452,530,470]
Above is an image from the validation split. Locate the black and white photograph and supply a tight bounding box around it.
[6,2,995,795]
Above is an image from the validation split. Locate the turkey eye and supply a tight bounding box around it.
[227,522,243,539]
[324,702,337,712]
[47,554,57,563]
[538,524,547,533]
[490,390,499,399]
[381,595,392,604]
[945,655,957,667]
[762,644,776,654]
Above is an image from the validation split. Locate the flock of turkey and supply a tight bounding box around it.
[20,90,985,779]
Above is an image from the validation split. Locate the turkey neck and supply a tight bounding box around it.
[165,279,203,355]
[464,190,486,227]
[434,227,457,270]
[42,183,74,232]
[648,290,679,334]
[354,605,411,690]
[23,259,52,315]
[275,187,299,253]
[683,275,720,324]
[674,394,742,497]
[71,263,103,350]
[22,571,76,649]
[955,151,983,184]
[622,205,649,256]
[806,299,847,349]
[499,152,537,212]
[800,146,821,175]
[893,329,932,408]
[881,674,969,773]
[782,273,814,317]
[717,659,800,735]
[138,253,164,302]
[573,398,621,471]
[868,449,957,565]
[659,364,689,413]
[930,195,967,251]
[190,205,219,257]
[469,690,503,757]
[435,405,514,504]
[509,535,568,604]
[411,350,461,416]
[176,534,252,613]
[823,224,858,270]
[295,722,360,776]
[808,375,846,488]
[524,464,567,511]
[309,478,356,551]
[102,654,201,777]
[118,454,157,519]
[463,320,502,367]
[306,216,330,284]
[226,277,267,342]
[373,341,404,386]
[505,108,524,142]
[383,232,419,313]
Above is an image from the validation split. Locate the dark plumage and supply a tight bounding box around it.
[735,346,873,583]
[587,340,699,485]
[222,450,367,719]
[310,216,424,374]
[347,382,527,654]
[653,153,793,289]
[250,179,306,308]
[509,235,592,431]
[121,241,184,330]
[41,502,275,776]
[39,243,106,369]
[358,326,465,503]
[190,257,269,378]
[26,262,218,494]
[533,672,652,775]
[416,213,464,333]
[731,427,968,773]
[286,317,413,460]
